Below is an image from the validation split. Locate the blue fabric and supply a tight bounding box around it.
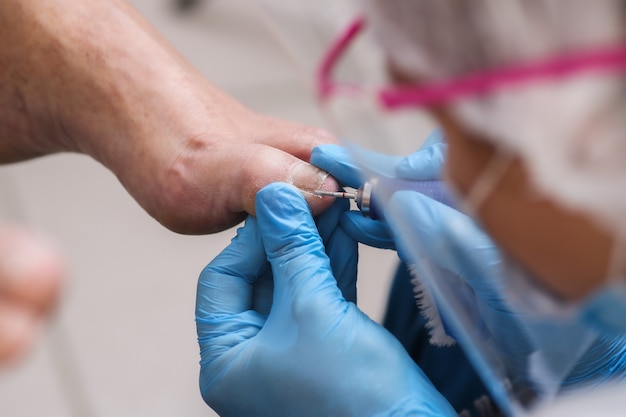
[384,263,490,416]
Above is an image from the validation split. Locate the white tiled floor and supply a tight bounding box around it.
[0,1,434,416]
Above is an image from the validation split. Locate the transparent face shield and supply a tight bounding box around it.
[252,4,626,416]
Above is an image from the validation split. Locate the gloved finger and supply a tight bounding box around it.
[395,142,447,180]
[310,144,364,188]
[315,197,358,303]
[340,211,396,250]
[311,144,402,188]
[395,128,446,180]
[256,183,344,312]
[386,191,501,290]
[196,217,269,318]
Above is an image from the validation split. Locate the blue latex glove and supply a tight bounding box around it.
[310,129,446,252]
[313,132,626,402]
[195,183,457,417]
[388,190,626,401]
[312,129,446,186]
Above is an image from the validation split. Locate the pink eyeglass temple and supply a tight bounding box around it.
[316,16,626,110]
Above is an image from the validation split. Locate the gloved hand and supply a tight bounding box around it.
[313,131,626,399]
[311,128,446,188]
[195,182,457,417]
[310,129,447,250]
[311,131,464,346]
[389,189,626,396]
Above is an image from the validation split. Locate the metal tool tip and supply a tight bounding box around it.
[313,189,333,196]
[313,190,356,199]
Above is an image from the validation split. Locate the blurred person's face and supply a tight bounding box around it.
[388,61,615,302]
[317,14,620,302]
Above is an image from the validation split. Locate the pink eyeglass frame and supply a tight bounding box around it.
[316,16,626,110]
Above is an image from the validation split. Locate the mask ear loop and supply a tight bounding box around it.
[448,150,513,219]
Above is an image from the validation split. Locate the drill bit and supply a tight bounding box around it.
[313,190,357,199]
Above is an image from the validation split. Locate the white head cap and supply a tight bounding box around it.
[367,0,626,235]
